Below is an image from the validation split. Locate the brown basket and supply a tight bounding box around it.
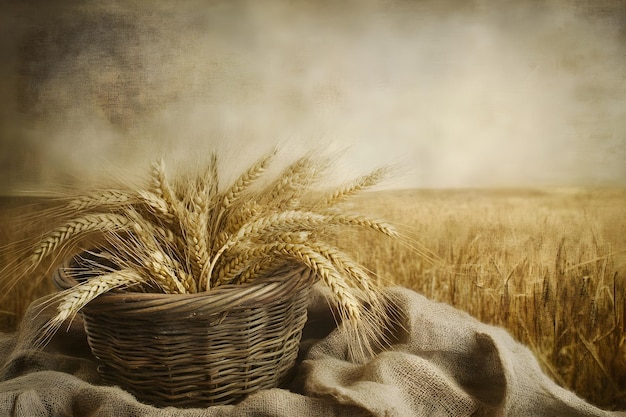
[53,252,315,408]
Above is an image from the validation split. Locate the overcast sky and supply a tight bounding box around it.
[1,0,625,193]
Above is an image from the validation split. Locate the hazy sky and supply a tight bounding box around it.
[1,0,625,193]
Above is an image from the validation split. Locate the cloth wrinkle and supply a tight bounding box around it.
[0,285,623,417]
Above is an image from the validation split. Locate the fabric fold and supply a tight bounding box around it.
[1,285,623,417]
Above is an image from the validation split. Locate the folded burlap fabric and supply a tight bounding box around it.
[1,284,624,417]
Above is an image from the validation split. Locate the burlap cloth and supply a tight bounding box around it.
[1,284,624,417]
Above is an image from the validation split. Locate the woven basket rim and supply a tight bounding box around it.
[53,250,316,315]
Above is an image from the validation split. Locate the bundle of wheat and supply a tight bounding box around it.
[23,151,401,362]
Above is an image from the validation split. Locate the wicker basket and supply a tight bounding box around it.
[53,252,315,408]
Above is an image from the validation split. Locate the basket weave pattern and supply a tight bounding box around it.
[54,259,314,408]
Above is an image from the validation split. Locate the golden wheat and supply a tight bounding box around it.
[55,269,142,323]
[258,155,321,209]
[208,211,326,273]
[337,187,626,408]
[222,150,276,209]
[66,189,135,212]
[234,242,361,323]
[125,215,188,294]
[36,269,143,347]
[318,166,390,208]
[3,186,623,407]
[233,257,284,285]
[210,238,367,326]
[150,158,184,219]
[30,213,132,266]
[207,151,220,200]
[210,210,397,278]
[304,242,378,298]
[214,251,275,286]
[138,190,172,219]
[7,151,400,360]
[187,212,211,285]
[174,181,211,286]
[263,241,363,323]
[221,201,262,238]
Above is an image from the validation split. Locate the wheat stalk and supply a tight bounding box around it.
[15,151,401,362]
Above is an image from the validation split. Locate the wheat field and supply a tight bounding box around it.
[341,187,626,409]
[1,187,625,408]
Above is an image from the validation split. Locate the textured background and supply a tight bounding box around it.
[1,0,625,193]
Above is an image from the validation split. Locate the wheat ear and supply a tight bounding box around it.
[204,211,324,287]
[299,241,379,298]
[319,166,389,207]
[213,232,307,286]
[183,187,211,289]
[207,151,219,199]
[325,212,399,239]
[211,240,361,323]
[151,159,184,219]
[231,257,287,285]
[30,213,132,267]
[218,201,262,248]
[222,150,277,209]
[207,210,398,283]
[273,243,362,323]
[258,155,319,209]
[138,190,172,219]
[125,215,189,294]
[58,270,142,322]
[36,269,142,347]
[215,237,377,297]
[66,189,135,212]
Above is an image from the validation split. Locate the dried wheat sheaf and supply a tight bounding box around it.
[22,151,405,359]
